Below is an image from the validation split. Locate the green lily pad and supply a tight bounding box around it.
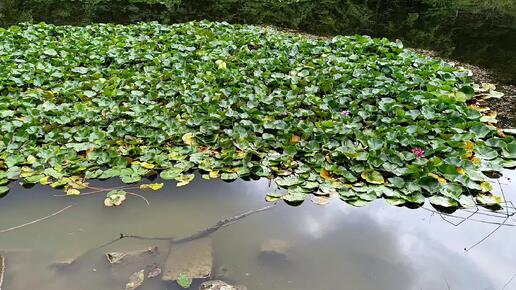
[429,195,459,208]
[361,170,384,184]
[177,273,192,289]
[0,186,10,196]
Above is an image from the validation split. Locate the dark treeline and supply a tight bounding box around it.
[1,0,515,84]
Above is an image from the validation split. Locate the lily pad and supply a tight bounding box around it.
[361,170,384,184]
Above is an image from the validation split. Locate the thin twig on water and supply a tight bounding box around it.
[0,204,74,234]
[126,192,150,206]
[53,185,140,197]
[502,273,516,290]
[421,207,516,227]
[464,180,510,252]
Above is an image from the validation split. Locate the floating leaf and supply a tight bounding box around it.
[121,174,141,184]
[177,273,192,289]
[265,193,282,202]
[311,194,331,205]
[386,198,406,206]
[275,176,301,187]
[458,195,476,208]
[208,170,219,179]
[66,188,81,196]
[160,168,183,180]
[140,183,164,190]
[176,174,195,187]
[480,181,494,192]
[361,170,384,184]
[502,143,516,159]
[429,196,459,208]
[345,198,369,207]
[139,162,155,169]
[104,190,127,207]
[476,194,503,206]
[282,188,306,203]
[0,186,9,196]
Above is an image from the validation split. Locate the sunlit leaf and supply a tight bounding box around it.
[361,170,384,184]
[140,183,164,190]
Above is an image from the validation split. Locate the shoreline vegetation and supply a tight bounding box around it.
[0,21,515,211]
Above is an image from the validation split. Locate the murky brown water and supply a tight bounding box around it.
[0,171,515,290]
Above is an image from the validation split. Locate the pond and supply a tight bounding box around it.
[1,1,516,290]
[0,171,515,290]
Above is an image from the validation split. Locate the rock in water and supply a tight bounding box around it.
[162,238,213,282]
[146,264,162,278]
[199,280,247,290]
[52,245,89,267]
[260,239,290,257]
[126,269,145,290]
[106,246,159,264]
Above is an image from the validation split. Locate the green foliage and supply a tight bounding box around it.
[1,0,514,83]
[0,21,513,210]
[177,273,192,288]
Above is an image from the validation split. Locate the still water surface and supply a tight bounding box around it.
[0,171,515,290]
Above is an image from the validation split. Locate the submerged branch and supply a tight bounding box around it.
[120,204,276,243]
[74,204,276,262]
[0,204,74,234]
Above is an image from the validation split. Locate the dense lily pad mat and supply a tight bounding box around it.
[0,21,515,209]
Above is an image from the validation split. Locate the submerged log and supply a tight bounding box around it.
[162,238,213,282]
[72,205,275,264]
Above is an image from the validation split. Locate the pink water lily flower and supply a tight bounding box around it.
[412,147,424,158]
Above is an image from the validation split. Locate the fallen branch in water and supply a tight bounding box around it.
[0,204,74,234]
[0,255,4,290]
[122,204,276,244]
[75,204,277,261]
